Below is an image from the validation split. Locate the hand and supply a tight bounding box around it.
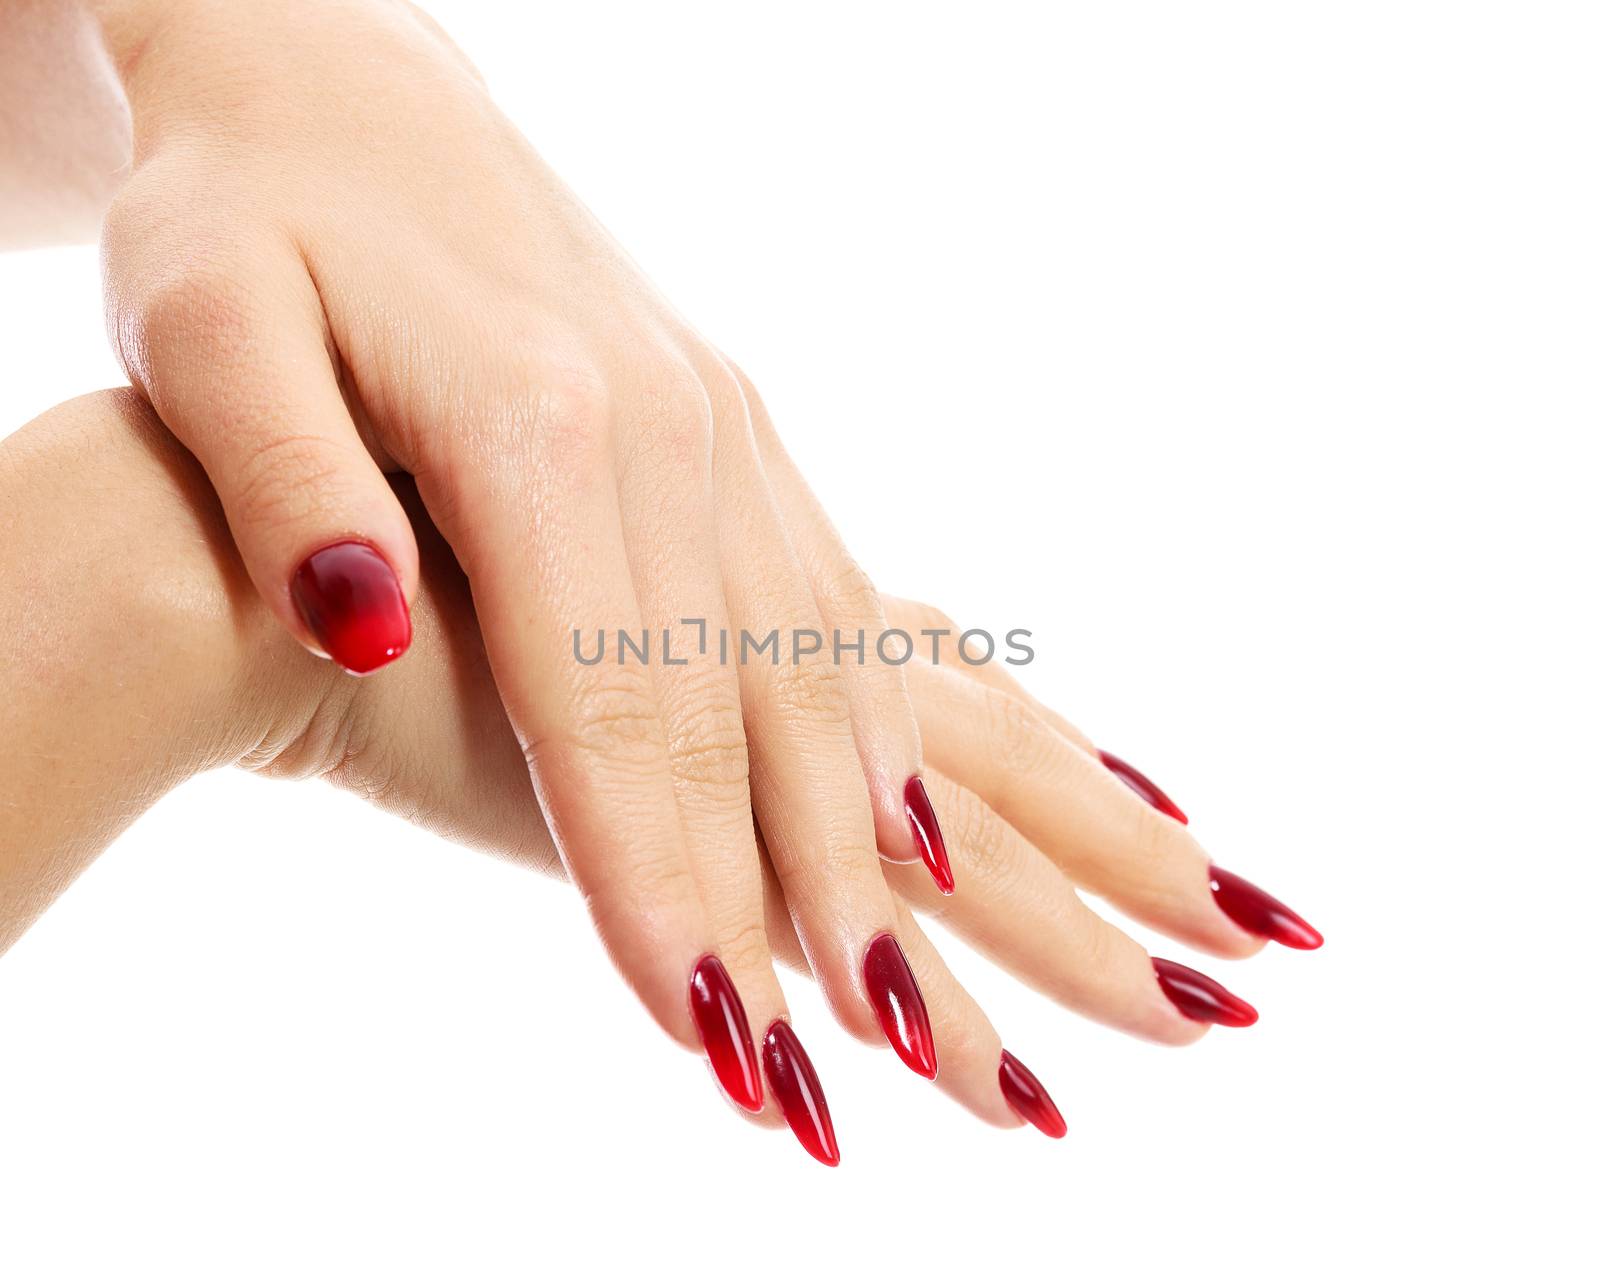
[0,391,1322,1163]
[81,0,956,1102]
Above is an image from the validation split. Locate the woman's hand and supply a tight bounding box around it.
[68,0,956,1104]
[1,391,1322,1161]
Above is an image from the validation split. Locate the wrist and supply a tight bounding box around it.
[82,0,459,150]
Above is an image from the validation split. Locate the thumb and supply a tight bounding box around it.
[119,250,418,674]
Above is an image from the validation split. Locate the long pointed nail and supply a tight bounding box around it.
[862,933,938,1079]
[1152,958,1258,1027]
[1210,866,1324,949]
[689,955,762,1111]
[998,1051,1068,1139]
[291,540,411,675]
[763,1021,839,1166]
[904,777,954,895]
[1098,749,1188,825]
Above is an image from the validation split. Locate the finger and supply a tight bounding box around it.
[738,371,950,892]
[413,380,754,1109]
[112,240,418,674]
[881,595,1094,751]
[881,598,1196,826]
[610,368,795,1127]
[904,656,1264,957]
[711,386,949,1082]
[756,827,1064,1137]
[892,911,1070,1138]
[882,771,1220,1043]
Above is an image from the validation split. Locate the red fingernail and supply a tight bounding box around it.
[290,540,411,675]
[1210,865,1324,950]
[904,777,954,895]
[1152,958,1258,1027]
[862,933,937,1079]
[998,1050,1067,1139]
[689,955,762,1111]
[1098,749,1188,825]
[763,1021,839,1167]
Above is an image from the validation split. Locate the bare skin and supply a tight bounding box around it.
[2,0,965,1073]
[1,391,1274,1143]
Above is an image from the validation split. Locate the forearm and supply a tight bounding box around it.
[0,390,328,951]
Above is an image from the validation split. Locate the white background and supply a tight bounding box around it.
[2,2,1596,1281]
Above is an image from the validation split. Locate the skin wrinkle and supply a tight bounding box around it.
[0,3,1303,1135]
[2,391,1271,1123]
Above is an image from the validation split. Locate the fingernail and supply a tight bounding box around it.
[290,540,411,675]
[763,1021,839,1167]
[904,777,954,895]
[1210,865,1324,950]
[1152,958,1258,1027]
[862,933,938,1079]
[998,1050,1068,1139]
[1098,749,1188,825]
[688,955,762,1111]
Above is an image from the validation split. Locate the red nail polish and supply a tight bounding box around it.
[1210,866,1324,950]
[998,1050,1067,1139]
[1152,958,1258,1027]
[904,777,954,895]
[763,1021,839,1167]
[689,955,762,1111]
[290,540,411,675]
[1098,749,1188,825]
[862,933,938,1079]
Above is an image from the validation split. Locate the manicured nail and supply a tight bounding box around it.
[904,776,954,895]
[1098,749,1188,825]
[290,540,411,675]
[998,1050,1067,1139]
[862,933,938,1079]
[1152,958,1258,1027]
[1210,865,1324,950]
[689,955,762,1111]
[763,1021,839,1167]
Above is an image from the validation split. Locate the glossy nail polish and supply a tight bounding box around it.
[1098,749,1188,825]
[1210,865,1324,950]
[763,1021,839,1167]
[998,1050,1067,1139]
[904,776,955,895]
[861,933,938,1079]
[290,540,411,675]
[688,955,762,1111]
[1152,958,1258,1027]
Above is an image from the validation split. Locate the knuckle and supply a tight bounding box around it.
[1076,912,1129,983]
[619,847,701,912]
[943,784,1013,887]
[1130,798,1191,880]
[885,596,957,638]
[719,356,771,427]
[667,690,751,794]
[695,357,749,426]
[562,668,667,766]
[479,358,613,469]
[984,686,1050,771]
[763,655,853,729]
[627,361,716,477]
[535,366,613,449]
[229,432,357,537]
[132,263,255,374]
[718,920,773,981]
[814,831,882,887]
[818,555,884,628]
[646,359,716,429]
